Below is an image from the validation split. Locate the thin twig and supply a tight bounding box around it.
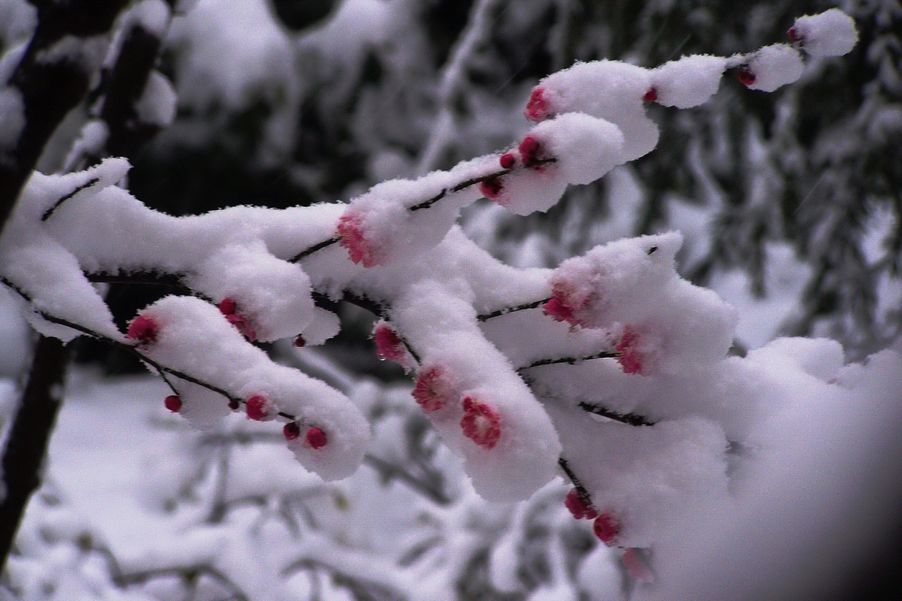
[518,350,618,371]
[577,401,656,427]
[558,457,594,509]
[478,297,550,321]
[41,177,100,221]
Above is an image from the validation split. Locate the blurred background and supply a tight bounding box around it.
[0,0,899,599]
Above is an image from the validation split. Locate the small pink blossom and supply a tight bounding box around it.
[616,325,648,375]
[460,396,501,449]
[337,210,381,267]
[543,279,593,327]
[564,488,598,520]
[373,320,409,365]
[524,86,551,122]
[126,314,158,346]
[412,365,455,413]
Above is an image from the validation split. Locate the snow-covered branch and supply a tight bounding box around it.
[1,9,881,586]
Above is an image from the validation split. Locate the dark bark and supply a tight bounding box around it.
[0,0,128,237]
[0,336,69,570]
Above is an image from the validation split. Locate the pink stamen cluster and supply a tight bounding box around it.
[460,395,502,449]
[337,210,380,267]
[245,394,274,421]
[593,511,621,546]
[524,86,551,122]
[373,321,408,365]
[412,365,454,413]
[564,488,598,520]
[126,314,158,346]
[219,297,256,341]
[616,325,647,375]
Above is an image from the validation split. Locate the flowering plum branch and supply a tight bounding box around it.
[0,8,864,579]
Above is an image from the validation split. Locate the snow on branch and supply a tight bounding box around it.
[0,8,871,562]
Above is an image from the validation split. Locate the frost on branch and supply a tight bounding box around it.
[0,10,866,546]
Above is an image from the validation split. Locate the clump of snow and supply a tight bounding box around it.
[487,114,625,216]
[135,295,370,480]
[135,71,177,127]
[337,156,491,267]
[528,60,658,161]
[168,0,294,111]
[745,44,804,92]
[128,0,171,37]
[651,54,726,108]
[546,232,682,329]
[792,8,858,58]
[186,241,316,342]
[530,113,625,185]
[391,282,561,501]
[62,120,108,169]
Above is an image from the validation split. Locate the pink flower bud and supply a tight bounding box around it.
[337,210,380,267]
[478,176,505,200]
[499,152,517,169]
[564,488,598,520]
[738,65,756,87]
[218,297,237,315]
[643,87,658,103]
[126,314,158,346]
[524,86,551,122]
[593,512,621,546]
[305,426,328,449]
[164,394,182,413]
[518,135,544,167]
[373,321,409,364]
[283,421,300,441]
[245,394,273,421]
